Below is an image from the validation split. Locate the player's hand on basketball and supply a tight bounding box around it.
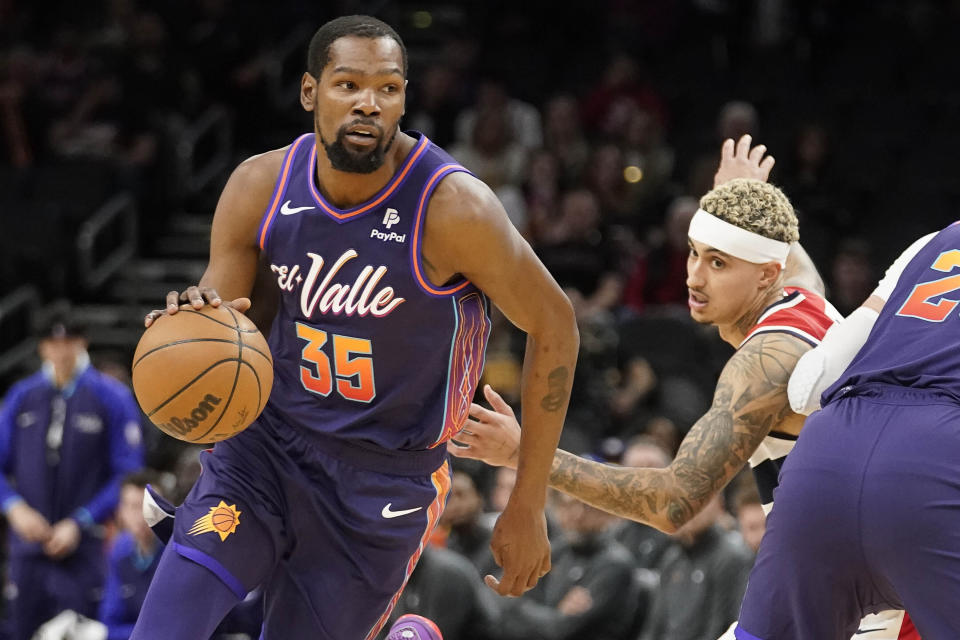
[486,500,551,597]
[7,500,52,543]
[713,134,775,187]
[144,285,251,327]
[43,518,81,559]
[447,385,521,469]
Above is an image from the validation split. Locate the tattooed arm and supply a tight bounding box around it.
[453,333,809,533]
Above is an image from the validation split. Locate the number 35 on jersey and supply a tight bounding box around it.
[296,323,376,403]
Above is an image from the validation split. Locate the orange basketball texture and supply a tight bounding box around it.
[131,305,274,443]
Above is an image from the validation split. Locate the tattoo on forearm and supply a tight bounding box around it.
[540,366,569,411]
[545,333,809,531]
[549,450,667,524]
[667,333,806,527]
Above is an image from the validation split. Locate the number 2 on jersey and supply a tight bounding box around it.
[896,249,960,322]
[295,322,376,403]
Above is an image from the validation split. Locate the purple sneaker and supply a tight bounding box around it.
[386,614,443,640]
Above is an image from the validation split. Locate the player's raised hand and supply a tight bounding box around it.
[144,285,251,327]
[713,134,775,188]
[448,385,522,468]
[485,497,551,597]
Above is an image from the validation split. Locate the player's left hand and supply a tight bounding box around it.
[713,134,775,187]
[43,518,81,559]
[485,499,551,597]
[447,385,521,469]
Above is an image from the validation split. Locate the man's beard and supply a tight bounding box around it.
[320,121,397,174]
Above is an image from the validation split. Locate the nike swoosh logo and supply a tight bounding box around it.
[854,629,887,635]
[280,200,315,215]
[381,503,423,519]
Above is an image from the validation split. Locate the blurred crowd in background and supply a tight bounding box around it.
[1,0,959,638]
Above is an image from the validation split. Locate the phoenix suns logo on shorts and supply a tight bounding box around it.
[188,500,241,541]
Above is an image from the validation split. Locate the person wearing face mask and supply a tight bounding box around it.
[0,314,144,640]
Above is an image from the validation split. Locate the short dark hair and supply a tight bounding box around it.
[37,313,86,340]
[307,15,407,79]
[121,468,160,490]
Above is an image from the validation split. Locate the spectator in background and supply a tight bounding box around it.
[639,494,753,640]
[687,101,759,197]
[523,149,564,242]
[405,63,462,147]
[639,415,682,458]
[607,356,658,437]
[449,106,528,229]
[580,53,668,140]
[454,76,542,152]
[20,27,96,163]
[620,106,676,223]
[583,142,635,224]
[0,47,34,168]
[779,122,851,269]
[482,466,565,545]
[0,315,144,640]
[99,471,163,640]
[486,467,517,527]
[438,466,497,578]
[828,238,875,316]
[717,101,759,145]
[498,489,639,640]
[541,94,589,186]
[731,480,766,555]
[624,195,699,312]
[535,189,623,313]
[550,282,628,457]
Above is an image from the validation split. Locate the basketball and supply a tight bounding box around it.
[131,304,274,443]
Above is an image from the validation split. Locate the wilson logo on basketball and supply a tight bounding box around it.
[188,500,241,541]
[158,393,222,437]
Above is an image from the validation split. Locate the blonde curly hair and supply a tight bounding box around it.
[699,179,798,243]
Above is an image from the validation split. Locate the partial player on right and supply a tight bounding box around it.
[733,224,959,638]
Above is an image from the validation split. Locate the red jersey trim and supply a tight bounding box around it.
[740,288,838,349]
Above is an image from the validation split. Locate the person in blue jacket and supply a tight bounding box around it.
[99,471,162,640]
[0,315,144,640]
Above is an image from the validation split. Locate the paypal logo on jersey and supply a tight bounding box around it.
[383,208,400,228]
[372,208,406,243]
[271,250,405,318]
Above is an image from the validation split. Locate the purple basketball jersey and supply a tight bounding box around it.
[255,132,490,451]
[824,221,960,404]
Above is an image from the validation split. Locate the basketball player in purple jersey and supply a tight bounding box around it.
[135,15,578,640]
[732,224,960,638]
